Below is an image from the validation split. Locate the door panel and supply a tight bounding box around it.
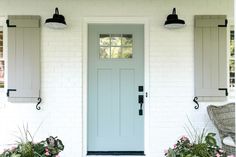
[88,24,144,152]
[120,69,135,137]
[97,69,113,136]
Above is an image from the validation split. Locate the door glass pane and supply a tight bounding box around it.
[0,47,2,58]
[0,61,4,88]
[122,34,133,46]
[229,59,235,87]
[0,31,2,58]
[100,47,110,59]
[122,47,133,58]
[230,31,235,58]
[0,30,3,88]
[99,33,133,59]
[111,34,121,46]
[229,30,235,88]
[100,34,110,46]
[111,47,121,58]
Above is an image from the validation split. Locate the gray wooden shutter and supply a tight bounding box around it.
[7,16,40,102]
[194,15,228,101]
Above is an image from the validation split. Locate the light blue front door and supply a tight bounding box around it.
[88,24,144,152]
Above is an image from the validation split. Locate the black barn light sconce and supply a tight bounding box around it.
[164,8,185,29]
[45,8,67,29]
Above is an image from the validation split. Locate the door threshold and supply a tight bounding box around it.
[87,151,145,156]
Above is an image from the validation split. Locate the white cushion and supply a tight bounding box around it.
[223,136,236,147]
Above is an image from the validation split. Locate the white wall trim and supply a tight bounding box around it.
[82,17,150,157]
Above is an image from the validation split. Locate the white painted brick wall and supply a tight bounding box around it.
[0,0,234,156]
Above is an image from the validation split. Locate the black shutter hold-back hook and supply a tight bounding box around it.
[193,97,199,109]
[36,97,42,110]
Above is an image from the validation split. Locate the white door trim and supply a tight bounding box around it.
[82,17,150,157]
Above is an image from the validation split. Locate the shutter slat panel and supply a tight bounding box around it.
[8,29,16,92]
[194,15,227,100]
[218,27,228,88]
[211,28,219,88]
[195,15,226,27]
[196,89,226,97]
[7,15,40,101]
[202,28,211,89]
[8,16,40,28]
[16,28,24,94]
[194,28,203,95]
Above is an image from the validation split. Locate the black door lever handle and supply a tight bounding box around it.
[139,108,143,115]
[138,95,144,104]
[138,95,144,116]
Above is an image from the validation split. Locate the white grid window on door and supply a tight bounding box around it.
[99,34,133,59]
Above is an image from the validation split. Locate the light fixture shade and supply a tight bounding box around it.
[45,8,67,29]
[164,8,185,29]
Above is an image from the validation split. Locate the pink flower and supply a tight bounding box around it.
[45,148,49,152]
[227,155,235,157]
[55,155,60,157]
[216,153,221,157]
[219,149,224,153]
[173,144,177,149]
[164,149,168,155]
[180,135,188,141]
[45,152,50,156]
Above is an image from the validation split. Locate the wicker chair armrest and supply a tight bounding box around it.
[217,125,235,134]
[229,133,235,142]
[219,129,235,142]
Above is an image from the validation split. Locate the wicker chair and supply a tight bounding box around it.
[207,103,235,156]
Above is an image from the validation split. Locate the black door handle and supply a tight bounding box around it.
[138,95,144,116]
[139,95,144,104]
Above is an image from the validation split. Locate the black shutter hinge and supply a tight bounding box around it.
[7,89,17,97]
[218,19,228,27]
[218,88,228,96]
[6,19,16,27]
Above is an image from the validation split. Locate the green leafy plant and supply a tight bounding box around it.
[164,133,227,157]
[164,118,230,157]
[0,137,64,157]
[0,125,64,157]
